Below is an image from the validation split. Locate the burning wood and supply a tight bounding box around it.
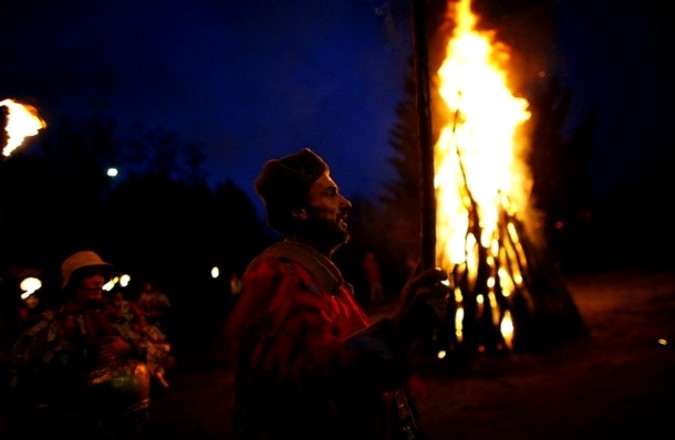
[417,0,586,359]
[1,98,47,158]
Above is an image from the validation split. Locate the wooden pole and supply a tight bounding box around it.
[0,104,9,158]
[411,0,436,269]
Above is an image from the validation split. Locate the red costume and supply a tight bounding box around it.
[226,241,416,440]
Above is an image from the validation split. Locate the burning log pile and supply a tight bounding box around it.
[413,0,587,361]
[436,188,587,357]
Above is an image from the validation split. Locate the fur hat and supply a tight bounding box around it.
[61,250,113,289]
[255,148,329,233]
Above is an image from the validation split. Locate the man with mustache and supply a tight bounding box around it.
[226,148,447,440]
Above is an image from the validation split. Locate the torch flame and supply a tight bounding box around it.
[434,0,531,351]
[1,98,47,158]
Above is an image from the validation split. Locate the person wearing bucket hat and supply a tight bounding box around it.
[6,250,175,439]
[60,250,113,289]
[226,148,448,440]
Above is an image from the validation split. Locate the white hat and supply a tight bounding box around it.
[61,250,113,289]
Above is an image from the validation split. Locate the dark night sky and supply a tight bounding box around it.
[556,0,674,199]
[1,0,672,207]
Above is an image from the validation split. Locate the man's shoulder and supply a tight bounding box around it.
[246,241,344,296]
[245,242,306,272]
[246,251,308,278]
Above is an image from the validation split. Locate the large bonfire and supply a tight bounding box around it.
[420,0,585,359]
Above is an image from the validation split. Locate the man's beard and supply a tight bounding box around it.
[299,210,350,256]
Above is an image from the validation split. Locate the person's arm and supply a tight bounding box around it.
[344,264,447,383]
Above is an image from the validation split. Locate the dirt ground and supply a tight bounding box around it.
[144,269,675,439]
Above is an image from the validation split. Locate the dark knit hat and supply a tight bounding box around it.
[255,148,329,233]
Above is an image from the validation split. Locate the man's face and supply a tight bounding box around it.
[300,173,352,255]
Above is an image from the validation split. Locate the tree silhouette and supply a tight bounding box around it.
[527,76,596,270]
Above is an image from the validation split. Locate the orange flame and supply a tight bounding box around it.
[1,98,47,158]
[434,0,531,348]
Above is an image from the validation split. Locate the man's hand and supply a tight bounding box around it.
[390,261,448,336]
